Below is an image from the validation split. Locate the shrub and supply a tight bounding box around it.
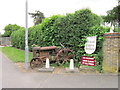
[28,24,42,51]
[11,9,103,56]
[11,27,25,49]
[3,24,21,37]
[39,15,64,46]
[52,9,102,58]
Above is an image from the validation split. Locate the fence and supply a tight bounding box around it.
[0,37,11,46]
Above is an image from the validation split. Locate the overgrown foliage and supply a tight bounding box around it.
[39,15,64,47]
[11,8,103,56]
[52,9,102,55]
[3,24,21,37]
[11,9,108,71]
[102,5,120,28]
[29,10,45,25]
[11,27,25,49]
[28,24,41,51]
[83,26,110,72]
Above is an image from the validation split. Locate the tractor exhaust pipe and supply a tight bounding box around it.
[59,43,65,48]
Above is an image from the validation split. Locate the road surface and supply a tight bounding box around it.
[0,52,118,88]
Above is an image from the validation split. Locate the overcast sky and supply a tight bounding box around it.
[0,0,118,34]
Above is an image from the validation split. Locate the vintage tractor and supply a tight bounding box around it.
[30,44,75,69]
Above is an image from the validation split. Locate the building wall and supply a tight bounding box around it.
[102,33,120,73]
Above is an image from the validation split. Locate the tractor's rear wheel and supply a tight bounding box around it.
[55,48,75,65]
[30,58,43,69]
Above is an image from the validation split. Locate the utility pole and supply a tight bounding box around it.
[25,0,29,70]
[118,0,120,32]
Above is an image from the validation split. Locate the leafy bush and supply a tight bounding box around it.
[11,27,25,49]
[11,8,103,55]
[38,15,64,47]
[83,26,110,72]
[3,24,21,37]
[51,9,102,58]
[28,24,42,51]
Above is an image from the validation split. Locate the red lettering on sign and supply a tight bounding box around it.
[81,56,96,66]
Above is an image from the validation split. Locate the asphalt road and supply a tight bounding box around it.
[0,52,119,88]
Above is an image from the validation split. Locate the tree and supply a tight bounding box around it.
[3,24,21,37]
[102,5,120,28]
[29,10,45,25]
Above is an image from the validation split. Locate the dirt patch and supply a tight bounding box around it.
[15,62,68,74]
[14,62,100,75]
[15,62,36,73]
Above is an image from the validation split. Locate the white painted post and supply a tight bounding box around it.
[70,59,74,70]
[25,0,29,70]
[45,58,50,68]
[110,25,114,33]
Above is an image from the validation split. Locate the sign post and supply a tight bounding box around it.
[81,36,97,66]
[81,56,96,66]
[84,36,97,54]
[25,0,29,70]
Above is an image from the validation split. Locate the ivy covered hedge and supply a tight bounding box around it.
[28,24,41,51]
[11,27,25,49]
[11,9,110,71]
[38,15,63,47]
[51,9,102,57]
[11,9,103,49]
[83,26,109,72]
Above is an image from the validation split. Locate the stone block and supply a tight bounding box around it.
[38,67,55,72]
[65,68,79,73]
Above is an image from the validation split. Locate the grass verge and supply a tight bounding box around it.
[0,47,33,62]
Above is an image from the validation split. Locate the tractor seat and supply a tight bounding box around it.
[40,46,57,51]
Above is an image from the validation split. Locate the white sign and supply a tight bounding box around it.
[84,36,97,54]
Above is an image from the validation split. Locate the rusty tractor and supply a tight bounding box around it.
[30,44,75,69]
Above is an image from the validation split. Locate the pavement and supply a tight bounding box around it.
[0,52,119,88]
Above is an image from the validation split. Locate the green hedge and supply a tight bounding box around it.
[45,9,102,59]
[11,27,25,49]
[83,26,110,72]
[11,8,103,54]
[39,15,64,46]
[3,24,21,37]
[28,24,42,51]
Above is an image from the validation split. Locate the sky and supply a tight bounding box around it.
[0,0,118,34]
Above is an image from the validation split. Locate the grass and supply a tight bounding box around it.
[0,47,33,62]
[0,46,80,68]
